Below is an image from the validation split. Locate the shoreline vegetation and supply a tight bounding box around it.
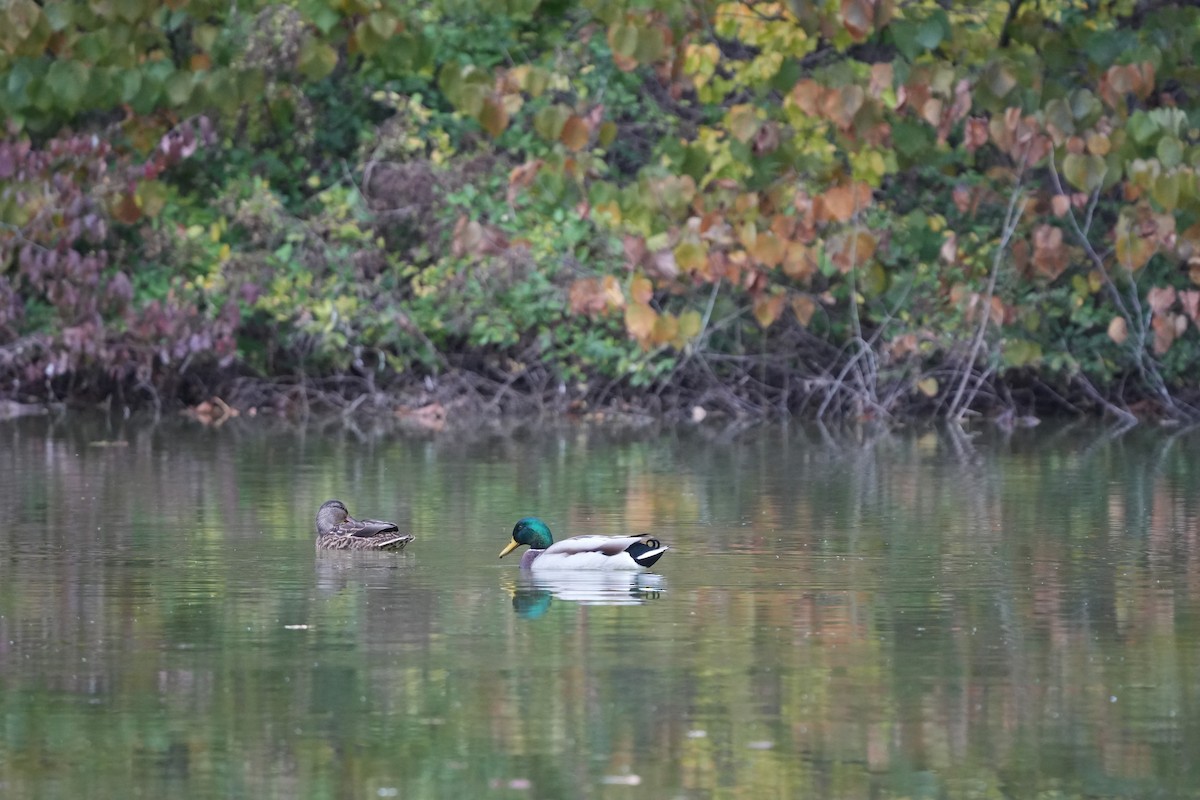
[3,2,1200,427]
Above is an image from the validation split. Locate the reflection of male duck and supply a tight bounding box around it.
[509,572,667,619]
[498,517,669,570]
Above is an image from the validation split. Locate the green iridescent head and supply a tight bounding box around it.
[499,517,554,558]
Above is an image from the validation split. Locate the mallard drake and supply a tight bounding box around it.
[315,499,414,551]
[498,517,668,571]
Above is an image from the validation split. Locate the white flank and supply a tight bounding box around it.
[529,535,658,571]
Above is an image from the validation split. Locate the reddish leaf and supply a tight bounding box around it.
[1107,316,1128,344]
[841,0,873,40]
[1032,224,1069,281]
[1147,285,1176,315]
[1152,313,1177,354]
[560,115,590,150]
[964,117,989,151]
[1180,290,1200,325]
[507,159,543,205]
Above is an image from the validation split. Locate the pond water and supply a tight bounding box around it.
[0,414,1198,799]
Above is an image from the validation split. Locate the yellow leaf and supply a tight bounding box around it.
[651,312,678,346]
[603,275,625,309]
[917,378,939,397]
[753,294,785,328]
[782,243,815,280]
[749,232,785,268]
[598,120,617,147]
[625,302,657,343]
[673,241,707,272]
[677,310,702,340]
[727,104,760,143]
[630,274,653,305]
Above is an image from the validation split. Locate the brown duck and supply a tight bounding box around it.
[315,499,414,551]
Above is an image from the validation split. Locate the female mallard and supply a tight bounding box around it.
[315,499,414,551]
[498,517,668,571]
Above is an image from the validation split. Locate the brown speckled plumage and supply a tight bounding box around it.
[315,499,414,551]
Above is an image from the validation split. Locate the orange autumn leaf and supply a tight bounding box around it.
[629,273,653,305]
[560,115,590,150]
[1151,313,1178,354]
[790,79,824,117]
[782,242,816,280]
[790,294,816,326]
[749,231,786,268]
[650,311,679,346]
[625,302,657,343]
[814,183,873,223]
[480,96,509,138]
[753,293,785,328]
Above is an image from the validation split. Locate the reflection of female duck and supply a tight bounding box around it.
[498,517,669,570]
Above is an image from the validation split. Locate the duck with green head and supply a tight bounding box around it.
[315,499,414,551]
[498,516,668,571]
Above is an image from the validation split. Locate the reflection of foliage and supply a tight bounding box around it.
[2,419,1200,796]
[3,1,1200,419]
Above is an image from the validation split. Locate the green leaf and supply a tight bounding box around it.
[117,68,142,102]
[5,60,34,107]
[1062,152,1106,192]
[1157,136,1183,168]
[534,104,570,142]
[1151,171,1180,211]
[298,38,338,81]
[1068,89,1101,123]
[164,70,193,106]
[42,1,75,31]
[915,12,947,50]
[610,22,639,59]
[889,21,920,61]
[113,0,146,24]
[1042,99,1073,135]
[299,0,340,34]
[194,24,219,52]
[983,61,1016,98]
[1003,339,1042,368]
[634,25,665,64]
[46,59,88,111]
[1127,111,1159,146]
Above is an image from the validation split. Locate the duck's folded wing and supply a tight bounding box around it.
[543,535,653,556]
[351,518,400,537]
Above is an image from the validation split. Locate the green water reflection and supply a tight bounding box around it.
[0,416,1197,798]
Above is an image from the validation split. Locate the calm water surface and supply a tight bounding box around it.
[0,415,1198,799]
